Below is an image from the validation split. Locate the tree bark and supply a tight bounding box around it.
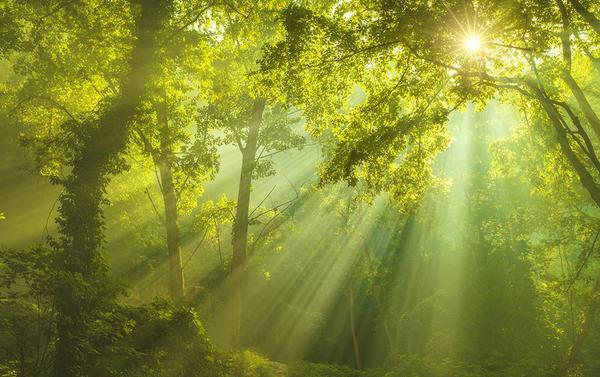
[228,97,266,347]
[231,97,267,270]
[157,157,185,302]
[53,2,169,376]
[156,100,185,303]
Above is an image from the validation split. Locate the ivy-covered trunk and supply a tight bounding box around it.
[53,1,169,376]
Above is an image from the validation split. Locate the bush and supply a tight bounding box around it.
[231,350,287,377]
[92,299,231,377]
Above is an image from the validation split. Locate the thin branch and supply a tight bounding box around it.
[250,200,295,252]
[42,190,63,241]
[232,127,246,152]
[361,55,412,114]
[213,217,223,266]
[254,39,402,75]
[256,142,318,160]
[568,0,600,36]
[133,127,157,156]
[406,45,523,85]
[566,227,600,292]
[249,196,298,222]
[182,225,210,269]
[489,42,535,52]
[162,2,214,45]
[11,95,80,124]
[38,0,78,21]
[221,0,249,18]
[176,172,193,198]
[144,188,164,224]
[249,185,276,218]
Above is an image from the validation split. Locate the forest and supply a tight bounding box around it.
[1,0,600,376]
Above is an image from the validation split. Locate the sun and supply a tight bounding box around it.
[465,35,481,52]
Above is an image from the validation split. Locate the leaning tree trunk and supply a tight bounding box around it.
[156,101,185,302]
[562,70,600,142]
[526,84,600,372]
[229,97,266,346]
[527,83,600,207]
[53,2,169,376]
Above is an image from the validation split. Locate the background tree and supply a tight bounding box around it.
[131,6,220,302]
[1,0,173,374]
[199,0,305,345]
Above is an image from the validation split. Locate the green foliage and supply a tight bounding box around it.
[379,354,556,377]
[2,0,600,376]
[0,245,56,377]
[231,350,287,377]
[0,249,231,377]
[288,362,366,377]
[95,300,230,377]
[198,0,305,180]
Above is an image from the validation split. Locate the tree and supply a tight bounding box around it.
[1,0,174,374]
[51,2,172,375]
[131,6,220,302]
[199,0,305,345]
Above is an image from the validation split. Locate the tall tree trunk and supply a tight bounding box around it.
[348,282,362,370]
[156,100,185,302]
[377,214,416,355]
[231,97,267,270]
[229,97,266,346]
[567,274,600,371]
[157,157,185,302]
[53,2,169,376]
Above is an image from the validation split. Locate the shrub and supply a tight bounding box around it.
[92,299,231,377]
[231,350,287,377]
